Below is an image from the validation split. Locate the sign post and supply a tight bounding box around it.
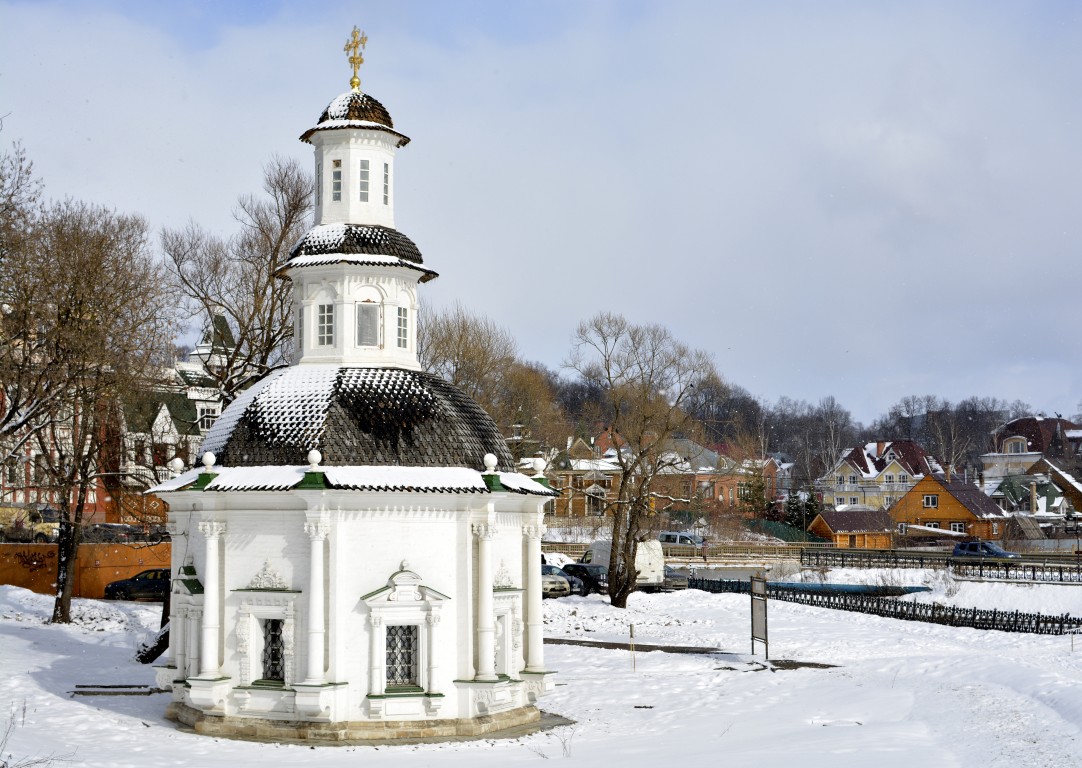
[750,576,768,659]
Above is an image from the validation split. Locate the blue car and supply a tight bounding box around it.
[952,541,1021,559]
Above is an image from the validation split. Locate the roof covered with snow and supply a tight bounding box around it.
[281,223,435,281]
[152,464,554,496]
[198,365,516,471]
[299,90,410,146]
[836,440,940,479]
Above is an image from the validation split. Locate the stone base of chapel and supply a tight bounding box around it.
[166,701,542,743]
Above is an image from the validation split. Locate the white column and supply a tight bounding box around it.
[368,614,383,695]
[474,523,497,681]
[303,517,330,684]
[173,604,187,678]
[425,611,441,695]
[187,608,201,678]
[197,521,226,677]
[523,522,546,672]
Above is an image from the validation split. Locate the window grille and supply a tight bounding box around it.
[262,619,285,682]
[386,625,419,687]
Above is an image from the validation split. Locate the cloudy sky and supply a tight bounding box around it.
[2,0,1080,424]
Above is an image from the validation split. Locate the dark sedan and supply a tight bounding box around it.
[103,568,171,600]
[561,563,609,595]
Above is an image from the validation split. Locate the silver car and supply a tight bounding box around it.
[541,565,571,598]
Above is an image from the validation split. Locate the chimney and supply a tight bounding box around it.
[945,464,952,482]
[877,441,886,457]
[1030,481,1038,514]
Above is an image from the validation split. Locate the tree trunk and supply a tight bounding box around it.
[51,484,87,624]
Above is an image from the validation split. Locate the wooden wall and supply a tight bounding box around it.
[0,542,171,599]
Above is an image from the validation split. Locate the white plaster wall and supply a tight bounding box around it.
[166,487,540,722]
[292,264,420,369]
[311,129,397,228]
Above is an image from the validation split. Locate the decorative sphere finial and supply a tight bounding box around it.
[307,449,323,471]
[532,457,546,476]
[168,457,185,475]
[483,453,498,473]
[202,452,216,469]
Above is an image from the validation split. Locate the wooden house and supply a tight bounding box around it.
[893,474,1010,540]
[807,507,892,548]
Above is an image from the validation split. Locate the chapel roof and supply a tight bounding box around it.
[198,365,516,471]
[299,90,411,146]
[279,223,436,281]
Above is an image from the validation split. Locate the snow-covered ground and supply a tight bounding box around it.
[2,574,1081,767]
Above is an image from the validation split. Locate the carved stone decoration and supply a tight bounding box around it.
[247,560,289,590]
[472,523,495,540]
[236,602,250,654]
[473,688,493,714]
[493,559,514,589]
[522,524,546,541]
[197,521,227,538]
[283,605,296,687]
[304,518,331,540]
[511,605,523,651]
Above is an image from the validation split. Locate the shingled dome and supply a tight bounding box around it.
[300,90,410,146]
[200,365,514,471]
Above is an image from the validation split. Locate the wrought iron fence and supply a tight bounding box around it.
[689,577,1082,635]
[800,548,1082,583]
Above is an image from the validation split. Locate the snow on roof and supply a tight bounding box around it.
[567,458,620,472]
[151,465,555,496]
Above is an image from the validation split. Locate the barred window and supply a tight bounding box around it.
[332,159,342,201]
[386,625,419,687]
[261,619,285,682]
[383,162,390,205]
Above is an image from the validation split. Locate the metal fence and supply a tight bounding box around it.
[689,577,1082,636]
[800,548,1082,583]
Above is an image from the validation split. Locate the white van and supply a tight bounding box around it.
[580,539,664,592]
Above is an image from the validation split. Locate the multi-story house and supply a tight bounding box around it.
[893,473,1010,540]
[548,438,622,518]
[818,440,941,510]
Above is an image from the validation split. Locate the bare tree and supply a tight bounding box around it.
[567,313,716,608]
[161,156,312,403]
[418,300,518,410]
[3,200,176,622]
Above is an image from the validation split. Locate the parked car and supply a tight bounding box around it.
[543,564,587,596]
[84,523,142,543]
[562,563,609,595]
[103,568,171,600]
[0,505,60,543]
[540,565,572,598]
[663,565,689,591]
[659,531,705,547]
[952,541,1022,559]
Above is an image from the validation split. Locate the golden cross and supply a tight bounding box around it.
[344,26,368,91]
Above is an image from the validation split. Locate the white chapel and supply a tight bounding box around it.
[153,29,555,741]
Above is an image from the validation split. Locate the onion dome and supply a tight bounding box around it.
[299,91,410,146]
[199,365,515,471]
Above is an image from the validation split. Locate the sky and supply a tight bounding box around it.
[2,0,1081,425]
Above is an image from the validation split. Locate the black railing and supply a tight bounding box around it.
[689,578,1082,635]
[800,548,1082,583]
